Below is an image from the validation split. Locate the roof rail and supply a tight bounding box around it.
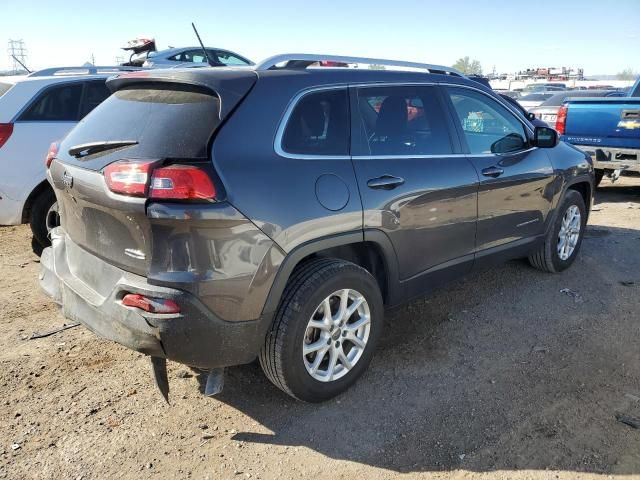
[255,54,464,77]
[28,66,143,77]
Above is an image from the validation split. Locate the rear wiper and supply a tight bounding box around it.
[68,140,138,158]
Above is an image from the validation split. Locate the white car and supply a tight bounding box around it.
[0,66,136,248]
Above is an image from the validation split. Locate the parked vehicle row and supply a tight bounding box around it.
[38,54,594,402]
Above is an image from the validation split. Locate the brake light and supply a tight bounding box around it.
[45,142,59,168]
[0,123,13,149]
[104,160,155,196]
[104,160,216,200]
[150,165,216,200]
[555,105,568,135]
[122,293,181,314]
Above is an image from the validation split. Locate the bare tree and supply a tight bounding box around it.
[453,56,482,75]
[617,68,638,81]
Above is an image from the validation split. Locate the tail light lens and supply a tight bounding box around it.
[555,105,568,135]
[45,142,59,168]
[150,165,216,200]
[104,160,155,196]
[104,160,216,200]
[0,123,13,149]
[122,293,180,314]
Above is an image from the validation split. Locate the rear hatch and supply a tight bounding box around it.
[50,68,256,275]
[565,98,640,149]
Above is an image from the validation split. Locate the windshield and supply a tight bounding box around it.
[0,82,14,98]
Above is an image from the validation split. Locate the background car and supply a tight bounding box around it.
[529,89,627,125]
[0,66,137,248]
[142,47,253,68]
[517,92,557,110]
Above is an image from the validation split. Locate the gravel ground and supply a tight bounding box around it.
[1,177,639,480]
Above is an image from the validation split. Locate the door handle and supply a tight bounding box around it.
[481,166,504,178]
[367,175,405,190]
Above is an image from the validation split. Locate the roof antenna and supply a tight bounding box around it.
[191,22,215,67]
[11,54,31,74]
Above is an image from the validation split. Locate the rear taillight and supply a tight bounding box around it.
[150,165,216,200]
[122,293,181,314]
[45,142,59,169]
[555,105,568,135]
[103,160,216,200]
[0,123,13,149]
[104,160,155,197]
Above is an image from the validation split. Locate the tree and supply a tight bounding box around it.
[452,56,482,75]
[617,68,638,81]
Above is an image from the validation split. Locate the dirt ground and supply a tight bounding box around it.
[1,177,639,480]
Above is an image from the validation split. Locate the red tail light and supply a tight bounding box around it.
[555,105,568,135]
[122,293,180,314]
[0,123,13,149]
[45,142,59,168]
[104,160,216,200]
[150,165,216,200]
[104,160,155,197]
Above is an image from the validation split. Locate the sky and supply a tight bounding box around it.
[1,0,639,75]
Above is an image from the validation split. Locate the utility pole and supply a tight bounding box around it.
[91,53,95,66]
[7,39,28,73]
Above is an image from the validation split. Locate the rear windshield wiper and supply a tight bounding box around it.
[68,140,138,158]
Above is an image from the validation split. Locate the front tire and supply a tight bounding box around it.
[529,190,586,273]
[259,258,383,402]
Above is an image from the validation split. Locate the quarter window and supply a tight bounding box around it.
[19,83,83,121]
[281,89,349,156]
[356,86,453,155]
[447,88,528,154]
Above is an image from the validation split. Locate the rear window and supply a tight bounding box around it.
[20,83,83,121]
[59,85,220,168]
[0,82,13,98]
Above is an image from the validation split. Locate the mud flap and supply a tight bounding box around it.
[150,356,170,403]
[205,368,225,396]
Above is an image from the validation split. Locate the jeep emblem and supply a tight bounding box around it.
[62,172,73,188]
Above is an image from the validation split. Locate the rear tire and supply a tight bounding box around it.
[529,190,586,273]
[29,189,57,249]
[259,258,383,402]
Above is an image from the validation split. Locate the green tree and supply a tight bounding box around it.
[452,56,482,75]
[617,68,638,80]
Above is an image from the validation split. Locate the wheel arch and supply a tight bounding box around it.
[564,176,593,221]
[261,230,400,319]
[21,179,53,224]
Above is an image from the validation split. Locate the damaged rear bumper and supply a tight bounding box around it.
[39,229,266,369]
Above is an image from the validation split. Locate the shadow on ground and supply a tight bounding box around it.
[196,216,640,474]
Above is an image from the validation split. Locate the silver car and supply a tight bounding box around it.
[142,47,253,68]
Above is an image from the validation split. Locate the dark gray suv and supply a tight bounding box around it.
[40,54,594,402]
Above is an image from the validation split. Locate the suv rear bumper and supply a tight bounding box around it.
[39,229,266,369]
[577,146,640,173]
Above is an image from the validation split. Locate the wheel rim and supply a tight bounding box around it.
[45,201,60,234]
[302,289,371,382]
[557,205,581,261]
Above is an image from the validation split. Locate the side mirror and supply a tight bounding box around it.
[533,126,559,148]
[527,112,536,121]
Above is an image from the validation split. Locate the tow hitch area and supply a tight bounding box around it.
[150,357,226,402]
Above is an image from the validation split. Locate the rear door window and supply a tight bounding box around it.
[356,85,453,156]
[79,81,111,118]
[281,89,349,156]
[19,83,83,121]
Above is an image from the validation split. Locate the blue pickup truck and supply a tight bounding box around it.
[558,77,640,185]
